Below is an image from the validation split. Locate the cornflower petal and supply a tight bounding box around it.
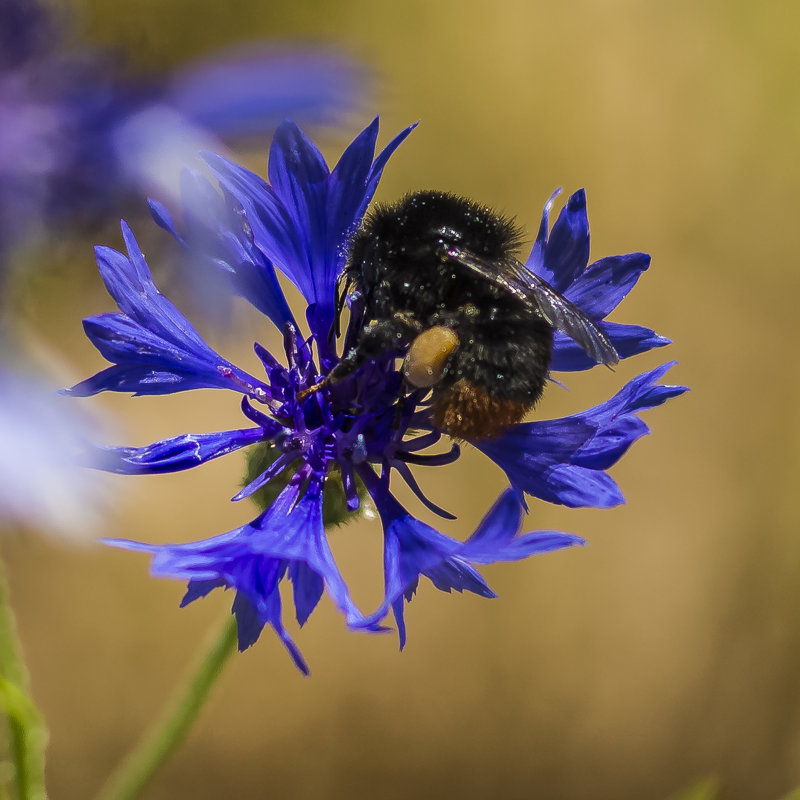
[149,170,295,330]
[266,121,330,304]
[563,252,651,319]
[360,472,584,646]
[526,187,560,276]
[289,561,324,627]
[458,490,585,563]
[104,478,374,673]
[64,363,219,397]
[95,222,207,345]
[378,510,494,649]
[530,188,590,293]
[205,117,416,335]
[230,586,308,674]
[327,118,398,258]
[246,479,372,629]
[200,154,290,270]
[523,189,666,369]
[90,428,266,475]
[551,322,671,372]
[477,363,689,507]
[62,221,266,398]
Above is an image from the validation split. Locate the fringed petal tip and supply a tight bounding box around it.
[477,363,687,508]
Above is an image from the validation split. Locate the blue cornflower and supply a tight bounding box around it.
[67,118,686,673]
[0,0,362,261]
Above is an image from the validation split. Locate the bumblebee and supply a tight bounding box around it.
[317,190,618,440]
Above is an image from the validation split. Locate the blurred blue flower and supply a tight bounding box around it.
[0,0,363,262]
[67,118,686,673]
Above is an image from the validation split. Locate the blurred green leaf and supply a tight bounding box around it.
[0,677,47,800]
[667,777,721,800]
[0,557,47,800]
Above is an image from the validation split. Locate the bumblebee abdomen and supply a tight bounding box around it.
[431,380,532,440]
[433,319,554,440]
[447,318,553,399]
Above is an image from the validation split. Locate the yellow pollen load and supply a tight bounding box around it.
[403,326,460,388]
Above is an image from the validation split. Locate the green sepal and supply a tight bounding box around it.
[243,443,372,527]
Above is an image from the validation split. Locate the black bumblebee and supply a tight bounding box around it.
[315,190,618,440]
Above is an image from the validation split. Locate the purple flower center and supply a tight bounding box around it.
[232,317,457,519]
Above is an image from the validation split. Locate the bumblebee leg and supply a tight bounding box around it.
[298,313,421,400]
[330,277,355,344]
[333,313,422,378]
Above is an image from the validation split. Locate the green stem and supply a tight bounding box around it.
[94,616,238,800]
[0,554,48,800]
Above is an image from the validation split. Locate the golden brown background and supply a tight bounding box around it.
[5,0,800,797]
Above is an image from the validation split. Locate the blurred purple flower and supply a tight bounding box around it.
[0,0,364,261]
[66,118,686,673]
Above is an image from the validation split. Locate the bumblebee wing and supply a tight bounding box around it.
[445,246,619,366]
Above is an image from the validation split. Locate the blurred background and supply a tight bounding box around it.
[3,0,799,798]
